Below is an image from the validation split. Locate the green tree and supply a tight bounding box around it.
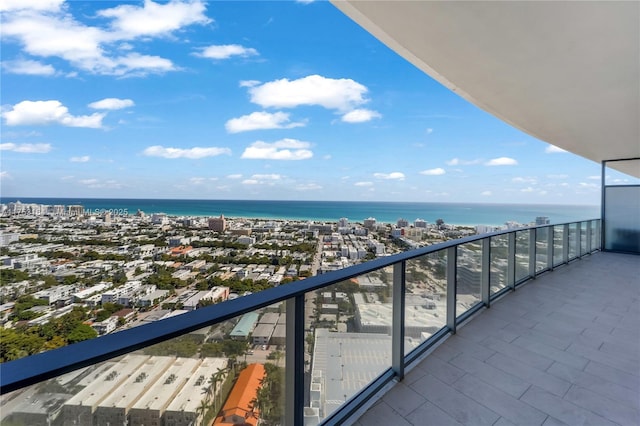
[67,324,98,344]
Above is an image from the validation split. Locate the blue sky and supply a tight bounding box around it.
[0,0,627,205]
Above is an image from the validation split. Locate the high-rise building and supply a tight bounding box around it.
[208,214,226,232]
[363,217,377,229]
[414,218,428,228]
[535,216,550,225]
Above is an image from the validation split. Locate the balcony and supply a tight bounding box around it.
[4,219,637,426]
[353,250,640,426]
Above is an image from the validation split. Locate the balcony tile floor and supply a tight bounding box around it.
[353,252,639,426]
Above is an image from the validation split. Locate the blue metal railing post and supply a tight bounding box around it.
[392,261,406,380]
[285,295,305,425]
[481,238,491,308]
[547,225,554,271]
[507,232,516,290]
[528,228,536,278]
[576,222,582,258]
[446,246,457,334]
[563,224,570,264]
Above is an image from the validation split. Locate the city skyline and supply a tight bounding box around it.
[0,0,631,204]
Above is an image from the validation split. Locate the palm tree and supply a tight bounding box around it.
[196,399,209,422]
[202,383,213,402]
[212,367,227,407]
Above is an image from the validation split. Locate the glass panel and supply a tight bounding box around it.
[456,242,482,317]
[490,235,508,295]
[307,269,392,423]
[553,225,564,266]
[515,230,530,282]
[591,220,599,251]
[604,185,640,253]
[568,223,578,260]
[536,227,549,272]
[405,249,447,351]
[0,312,279,426]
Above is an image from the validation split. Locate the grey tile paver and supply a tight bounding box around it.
[584,360,640,393]
[485,352,571,397]
[353,400,413,426]
[511,335,588,370]
[449,353,531,398]
[520,386,618,426]
[404,399,464,426]
[567,342,639,375]
[546,361,639,409]
[409,373,500,426]
[563,385,640,426]
[481,336,554,371]
[451,373,547,425]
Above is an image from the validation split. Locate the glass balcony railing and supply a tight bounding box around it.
[0,219,600,426]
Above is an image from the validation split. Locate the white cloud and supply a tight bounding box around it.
[547,174,569,179]
[3,100,104,128]
[247,74,369,112]
[579,182,599,189]
[241,138,313,160]
[0,171,10,180]
[521,187,535,192]
[425,128,433,134]
[113,53,175,75]
[0,142,52,153]
[225,111,305,133]
[545,145,567,154]
[446,157,482,166]
[189,177,206,184]
[341,108,381,123]
[512,177,537,184]
[239,80,260,88]
[79,178,124,189]
[419,168,445,176]
[227,174,243,179]
[252,174,281,180]
[143,145,231,159]
[587,175,601,180]
[88,98,134,110]
[296,183,322,191]
[3,59,55,75]
[98,0,211,39]
[195,44,258,60]
[242,174,281,185]
[374,172,405,180]
[2,12,109,71]
[0,0,63,12]
[481,191,492,196]
[485,157,518,166]
[1,1,204,76]
[354,181,373,187]
[70,155,90,162]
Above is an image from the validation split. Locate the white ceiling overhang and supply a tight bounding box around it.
[331,1,640,177]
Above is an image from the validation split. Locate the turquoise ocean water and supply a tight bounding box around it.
[0,198,600,227]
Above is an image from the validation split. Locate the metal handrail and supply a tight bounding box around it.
[0,219,599,397]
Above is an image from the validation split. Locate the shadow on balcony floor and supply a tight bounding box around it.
[353,251,639,426]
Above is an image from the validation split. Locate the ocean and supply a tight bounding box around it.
[0,197,600,227]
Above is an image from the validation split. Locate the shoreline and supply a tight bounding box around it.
[0,198,600,228]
